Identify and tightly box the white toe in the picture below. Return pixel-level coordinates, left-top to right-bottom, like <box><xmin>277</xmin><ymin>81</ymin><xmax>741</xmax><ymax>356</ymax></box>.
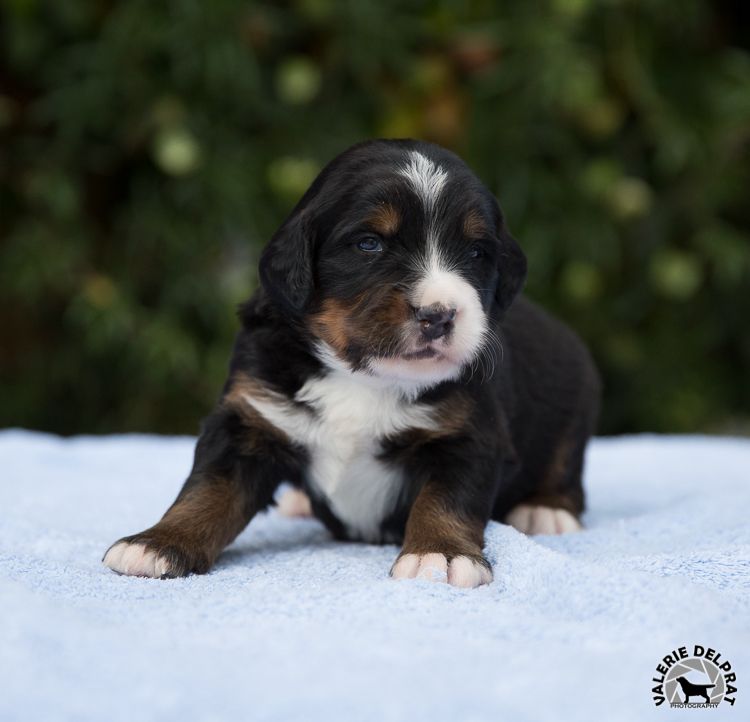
<box><xmin>554</xmin><ymin>508</ymin><xmax>582</xmax><ymax>533</ymax></box>
<box><xmin>447</xmin><ymin>556</ymin><xmax>493</xmax><ymax>588</ymax></box>
<box><xmin>530</xmin><ymin>506</ymin><xmax>556</xmax><ymax>535</ymax></box>
<box><xmin>391</xmin><ymin>552</ymin><xmax>492</xmax><ymax>588</ymax></box>
<box><xmin>276</xmin><ymin>489</ymin><xmax>312</xmax><ymax>517</ymax></box>
<box><xmin>391</xmin><ymin>553</ymin><xmax>420</xmax><ymax>579</ymax></box>
<box><xmin>505</xmin><ymin>504</ymin><xmax>582</xmax><ymax>535</ymax></box>
<box><xmin>506</xmin><ymin>505</ymin><xmax>531</xmax><ymax>532</ymax></box>
<box><xmin>416</xmin><ymin>553</ymin><xmax>448</xmax><ymax>582</ymax></box>
<box><xmin>103</xmin><ymin>541</ymin><xmax>169</xmax><ymax>578</ymax></box>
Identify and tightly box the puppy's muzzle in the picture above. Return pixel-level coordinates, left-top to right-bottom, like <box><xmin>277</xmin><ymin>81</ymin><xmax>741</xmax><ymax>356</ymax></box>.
<box><xmin>415</xmin><ymin>304</ymin><xmax>457</xmax><ymax>341</ymax></box>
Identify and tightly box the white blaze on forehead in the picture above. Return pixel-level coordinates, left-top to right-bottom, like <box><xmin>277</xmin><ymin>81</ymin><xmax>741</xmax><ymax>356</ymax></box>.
<box><xmin>398</xmin><ymin>150</ymin><xmax>448</xmax><ymax>215</ymax></box>
<box><xmin>398</xmin><ymin>150</ymin><xmax>482</xmax><ymax>332</ymax></box>
<box><xmin>391</xmin><ymin>152</ymin><xmax>489</xmax><ymax>389</ymax></box>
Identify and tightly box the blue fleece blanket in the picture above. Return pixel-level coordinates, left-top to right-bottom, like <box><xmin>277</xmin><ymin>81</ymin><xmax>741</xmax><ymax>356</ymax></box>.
<box><xmin>0</xmin><ymin>430</ymin><xmax>747</xmax><ymax>721</ymax></box>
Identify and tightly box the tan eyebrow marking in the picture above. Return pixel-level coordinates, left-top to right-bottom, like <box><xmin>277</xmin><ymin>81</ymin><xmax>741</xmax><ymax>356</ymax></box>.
<box><xmin>463</xmin><ymin>209</ymin><xmax>488</xmax><ymax>238</ymax></box>
<box><xmin>367</xmin><ymin>203</ymin><xmax>401</xmax><ymax>236</ymax></box>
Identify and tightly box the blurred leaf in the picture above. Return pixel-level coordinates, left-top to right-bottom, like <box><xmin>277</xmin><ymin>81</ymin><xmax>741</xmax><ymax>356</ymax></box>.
<box><xmin>649</xmin><ymin>250</ymin><xmax>704</xmax><ymax>300</ymax></box>
<box><xmin>267</xmin><ymin>156</ymin><xmax>320</xmax><ymax>202</ymax></box>
<box><xmin>559</xmin><ymin>260</ymin><xmax>603</xmax><ymax>304</ymax></box>
<box><xmin>152</xmin><ymin>127</ymin><xmax>202</xmax><ymax>176</ymax></box>
<box><xmin>607</xmin><ymin>177</ymin><xmax>653</xmax><ymax>220</ymax></box>
<box><xmin>275</xmin><ymin>56</ymin><xmax>322</xmax><ymax>105</ymax></box>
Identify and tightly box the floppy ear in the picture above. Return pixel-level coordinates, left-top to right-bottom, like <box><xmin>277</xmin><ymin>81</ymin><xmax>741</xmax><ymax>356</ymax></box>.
<box><xmin>495</xmin><ymin>229</ymin><xmax>527</xmax><ymax>312</ymax></box>
<box><xmin>259</xmin><ymin>213</ymin><xmax>314</xmax><ymax>314</ymax></box>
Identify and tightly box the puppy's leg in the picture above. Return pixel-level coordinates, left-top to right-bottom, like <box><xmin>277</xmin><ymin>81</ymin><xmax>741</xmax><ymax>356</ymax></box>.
<box><xmin>506</xmin><ymin>418</ymin><xmax>591</xmax><ymax>536</ymax></box>
<box><xmin>390</xmin><ymin>486</ymin><xmax>492</xmax><ymax>589</ymax></box>
<box><xmin>103</xmin><ymin>472</ymin><xmax>265</xmax><ymax>578</ymax></box>
<box><xmin>103</xmin><ymin>404</ymin><xmax>299</xmax><ymax>578</ymax></box>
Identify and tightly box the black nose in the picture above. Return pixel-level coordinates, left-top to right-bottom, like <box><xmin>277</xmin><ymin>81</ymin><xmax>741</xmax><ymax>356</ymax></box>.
<box><xmin>416</xmin><ymin>305</ymin><xmax>457</xmax><ymax>340</ymax></box>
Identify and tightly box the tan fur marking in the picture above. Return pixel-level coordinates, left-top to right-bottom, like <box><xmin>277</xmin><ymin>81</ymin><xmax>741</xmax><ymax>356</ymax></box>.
<box><xmin>224</xmin><ymin>373</ymin><xmax>283</xmax><ymax>413</ymax></box>
<box><xmin>429</xmin><ymin>395</ymin><xmax>473</xmax><ymax>438</ymax></box>
<box><xmin>396</xmin><ymin>394</ymin><xmax>473</xmax><ymax>445</ymax></box>
<box><xmin>159</xmin><ymin>478</ymin><xmax>248</xmax><ymax>560</ymax></box>
<box><xmin>223</xmin><ymin>373</ymin><xmax>292</xmax><ymax>449</ymax></box>
<box><xmin>309</xmin><ymin>299</ymin><xmax>352</xmax><ymax>355</ymax></box>
<box><xmin>399</xmin><ymin>487</ymin><xmax>485</xmax><ymax>561</ymax></box>
<box><xmin>512</xmin><ymin>352</ymin><xmax>599</xmax><ymax>524</ymax></box>
<box><xmin>309</xmin><ymin>290</ymin><xmax>411</xmax><ymax>359</ymax></box>
<box><xmin>367</xmin><ymin>203</ymin><xmax>401</xmax><ymax>236</ymax></box>
<box><xmin>542</xmin><ymin>435</ymin><xmax>574</xmax><ymax>491</ymax></box>
<box><xmin>526</xmin><ymin>433</ymin><xmax>582</xmax><ymax>516</ymax></box>
<box><xmin>364</xmin><ymin>290</ymin><xmax>411</xmax><ymax>348</ymax></box>
<box><xmin>463</xmin><ymin>208</ymin><xmax>488</xmax><ymax>238</ymax></box>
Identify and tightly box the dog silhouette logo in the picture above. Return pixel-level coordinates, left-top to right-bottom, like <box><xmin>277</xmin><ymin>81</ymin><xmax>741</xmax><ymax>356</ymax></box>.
<box><xmin>652</xmin><ymin>645</ymin><xmax>738</xmax><ymax>708</ymax></box>
<box><xmin>674</xmin><ymin>675</ymin><xmax>715</xmax><ymax>704</ymax></box>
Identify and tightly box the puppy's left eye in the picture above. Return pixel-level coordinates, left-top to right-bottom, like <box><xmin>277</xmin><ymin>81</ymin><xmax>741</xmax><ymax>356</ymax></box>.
<box><xmin>357</xmin><ymin>236</ymin><xmax>383</xmax><ymax>253</ymax></box>
<box><xmin>468</xmin><ymin>245</ymin><xmax>485</xmax><ymax>260</ymax></box>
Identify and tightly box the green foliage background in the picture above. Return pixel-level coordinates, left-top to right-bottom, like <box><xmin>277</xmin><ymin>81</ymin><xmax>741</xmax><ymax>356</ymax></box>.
<box><xmin>2</xmin><ymin>0</ymin><xmax>749</xmax><ymax>436</ymax></box>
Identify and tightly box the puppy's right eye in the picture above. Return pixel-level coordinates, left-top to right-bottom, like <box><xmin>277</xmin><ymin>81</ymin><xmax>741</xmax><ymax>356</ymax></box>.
<box><xmin>357</xmin><ymin>236</ymin><xmax>383</xmax><ymax>253</ymax></box>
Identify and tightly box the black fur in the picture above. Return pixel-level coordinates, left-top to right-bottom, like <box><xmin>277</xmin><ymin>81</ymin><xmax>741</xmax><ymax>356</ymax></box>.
<box><xmin>675</xmin><ymin>677</ymin><xmax>715</xmax><ymax>704</ymax></box>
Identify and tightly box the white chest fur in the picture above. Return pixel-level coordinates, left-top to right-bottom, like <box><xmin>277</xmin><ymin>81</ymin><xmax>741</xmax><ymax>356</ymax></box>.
<box><xmin>240</xmin><ymin>372</ymin><xmax>437</xmax><ymax>541</ymax></box>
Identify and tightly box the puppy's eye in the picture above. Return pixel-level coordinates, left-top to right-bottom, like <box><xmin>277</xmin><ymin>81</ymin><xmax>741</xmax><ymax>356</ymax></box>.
<box><xmin>357</xmin><ymin>235</ymin><xmax>383</xmax><ymax>253</ymax></box>
<box><xmin>468</xmin><ymin>245</ymin><xmax>485</xmax><ymax>260</ymax></box>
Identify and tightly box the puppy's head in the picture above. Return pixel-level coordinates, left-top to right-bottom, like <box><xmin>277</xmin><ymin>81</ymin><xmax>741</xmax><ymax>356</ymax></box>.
<box><xmin>260</xmin><ymin>139</ymin><xmax>526</xmax><ymax>390</ymax></box>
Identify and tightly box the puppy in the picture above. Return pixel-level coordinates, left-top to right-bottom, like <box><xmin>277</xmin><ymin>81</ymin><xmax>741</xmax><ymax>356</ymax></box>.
<box><xmin>103</xmin><ymin>139</ymin><xmax>600</xmax><ymax>588</ymax></box>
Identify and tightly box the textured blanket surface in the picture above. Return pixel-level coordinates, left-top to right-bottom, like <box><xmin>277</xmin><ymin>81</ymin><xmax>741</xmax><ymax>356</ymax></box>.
<box><xmin>0</xmin><ymin>430</ymin><xmax>748</xmax><ymax>721</ymax></box>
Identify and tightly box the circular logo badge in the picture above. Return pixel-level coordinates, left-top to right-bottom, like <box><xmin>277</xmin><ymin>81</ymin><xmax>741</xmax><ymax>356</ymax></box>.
<box><xmin>664</xmin><ymin>657</ymin><xmax>725</xmax><ymax>706</ymax></box>
<box><xmin>652</xmin><ymin>645</ymin><xmax>738</xmax><ymax>709</ymax></box>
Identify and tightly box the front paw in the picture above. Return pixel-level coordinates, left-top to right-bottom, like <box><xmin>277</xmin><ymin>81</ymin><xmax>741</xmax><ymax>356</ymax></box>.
<box><xmin>390</xmin><ymin>552</ymin><xmax>492</xmax><ymax>588</ymax></box>
<box><xmin>102</xmin><ymin>530</ymin><xmax>211</xmax><ymax>578</ymax></box>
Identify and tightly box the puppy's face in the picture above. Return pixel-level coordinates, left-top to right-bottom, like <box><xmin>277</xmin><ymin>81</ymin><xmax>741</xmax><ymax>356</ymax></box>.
<box><xmin>260</xmin><ymin>140</ymin><xmax>526</xmax><ymax>390</ymax></box>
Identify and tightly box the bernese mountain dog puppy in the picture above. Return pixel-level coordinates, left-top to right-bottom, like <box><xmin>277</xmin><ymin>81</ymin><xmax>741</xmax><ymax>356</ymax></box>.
<box><xmin>103</xmin><ymin>139</ymin><xmax>600</xmax><ymax>588</ymax></box>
